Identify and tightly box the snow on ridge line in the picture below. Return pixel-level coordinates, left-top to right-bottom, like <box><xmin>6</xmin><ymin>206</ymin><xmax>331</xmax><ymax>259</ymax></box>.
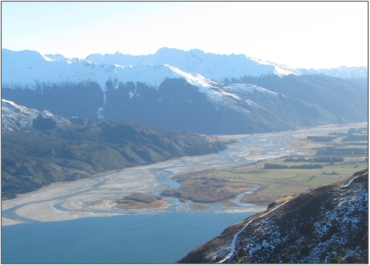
<box><xmin>2</xmin><ymin>49</ymin><xmax>284</xmax><ymax>105</ymax></box>
<box><xmin>3</xmin><ymin>49</ymin><xmax>233</xmax><ymax>106</ymax></box>
<box><xmin>3</xmin><ymin>48</ymin><xmax>305</xmax><ymax>95</ymax></box>
<box><xmin>340</xmin><ymin>172</ymin><xmax>367</xmax><ymax>189</ymax></box>
<box><xmin>2</xmin><ymin>49</ymin><xmax>221</xmax><ymax>93</ymax></box>
<box><xmin>165</xmin><ymin>64</ymin><xmax>218</xmax><ymax>88</ymax></box>
<box><xmin>87</xmin><ymin>48</ymin><xmax>306</xmax><ymax>80</ymax></box>
<box><xmin>2</xmin><ymin>99</ymin><xmax>36</xmax><ymax>114</ymax></box>
<box><xmin>2</xmin><ymin>99</ymin><xmax>18</xmax><ymax>107</ymax></box>
<box><xmin>2</xmin><ymin>98</ymin><xmax>52</xmax><ymax>118</ymax></box>
<box><xmin>2</xmin><ymin>98</ymin><xmax>73</xmax><ymax>132</ymax></box>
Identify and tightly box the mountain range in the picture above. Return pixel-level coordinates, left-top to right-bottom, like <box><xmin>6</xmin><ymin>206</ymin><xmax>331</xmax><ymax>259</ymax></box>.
<box><xmin>178</xmin><ymin>169</ymin><xmax>368</xmax><ymax>263</ymax></box>
<box><xmin>2</xmin><ymin>48</ymin><xmax>367</xmax><ymax>135</ymax></box>
<box><xmin>2</xmin><ymin>48</ymin><xmax>368</xmax><ymax>264</ymax></box>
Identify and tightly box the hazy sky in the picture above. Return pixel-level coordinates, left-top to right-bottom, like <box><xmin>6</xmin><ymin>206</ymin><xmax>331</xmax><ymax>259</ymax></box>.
<box><xmin>2</xmin><ymin>2</ymin><xmax>367</xmax><ymax>69</ymax></box>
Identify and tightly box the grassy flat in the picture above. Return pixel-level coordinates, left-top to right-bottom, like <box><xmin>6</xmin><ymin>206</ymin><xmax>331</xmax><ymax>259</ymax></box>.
<box><xmin>168</xmin><ymin>124</ymin><xmax>367</xmax><ymax>207</ymax></box>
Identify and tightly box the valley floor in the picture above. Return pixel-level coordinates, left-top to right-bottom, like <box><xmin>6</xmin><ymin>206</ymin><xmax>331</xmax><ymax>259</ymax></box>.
<box><xmin>2</xmin><ymin>121</ymin><xmax>367</xmax><ymax>226</ymax></box>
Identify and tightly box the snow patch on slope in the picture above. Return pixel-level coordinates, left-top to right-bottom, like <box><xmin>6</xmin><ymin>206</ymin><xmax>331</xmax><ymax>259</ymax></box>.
<box><xmin>253</xmin><ymin>58</ymin><xmax>304</xmax><ymax>76</ymax></box>
<box><xmin>165</xmin><ymin>64</ymin><xmax>218</xmax><ymax>88</ymax></box>
<box><xmin>1</xmin><ymin>99</ymin><xmax>69</xmax><ymax>132</ymax></box>
<box><xmin>225</xmin><ymin>83</ymin><xmax>277</xmax><ymax>96</ymax></box>
<box><xmin>223</xmin><ymin>173</ymin><xmax>368</xmax><ymax>263</ymax></box>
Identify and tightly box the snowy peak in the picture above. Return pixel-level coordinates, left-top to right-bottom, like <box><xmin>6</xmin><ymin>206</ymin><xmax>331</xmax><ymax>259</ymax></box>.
<box><xmin>2</xmin><ymin>48</ymin><xmax>367</xmax><ymax>134</ymax></box>
<box><xmin>87</xmin><ymin>48</ymin><xmax>368</xmax><ymax>81</ymax></box>
<box><xmin>3</xmin><ymin>48</ymin><xmax>366</xmax><ymax>95</ymax></box>
<box><xmin>2</xmin><ymin>49</ymin><xmax>193</xmax><ymax>90</ymax></box>
<box><xmin>3</xmin><ymin>48</ymin><xmax>249</xmax><ymax>104</ymax></box>
<box><xmin>2</xmin><ymin>48</ymin><xmax>46</xmax><ymax>63</ymax></box>
<box><xmin>43</xmin><ymin>53</ymin><xmax>70</xmax><ymax>62</ymax></box>
<box><xmin>86</xmin><ymin>47</ymin><xmax>307</xmax><ymax>82</ymax></box>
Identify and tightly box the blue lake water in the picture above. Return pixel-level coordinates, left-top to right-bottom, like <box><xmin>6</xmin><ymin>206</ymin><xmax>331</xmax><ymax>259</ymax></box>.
<box><xmin>2</xmin><ymin>211</ymin><xmax>255</xmax><ymax>263</ymax></box>
<box><xmin>2</xmin><ymin>134</ymin><xmax>290</xmax><ymax>263</ymax></box>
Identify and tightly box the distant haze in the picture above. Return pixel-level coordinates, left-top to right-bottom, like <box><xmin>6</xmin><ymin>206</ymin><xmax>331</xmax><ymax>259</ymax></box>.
<box><xmin>2</xmin><ymin>2</ymin><xmax>367</xmax><ymax>69</ymax></box>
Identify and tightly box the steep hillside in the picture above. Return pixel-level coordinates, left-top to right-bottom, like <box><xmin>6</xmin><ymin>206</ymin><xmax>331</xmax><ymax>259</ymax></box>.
<box><xmin>1</xmin><ymin>100</ymin><xmax>226</xmax><ymax>199</ymax></box>
<box><xmin>178</xmin><ymin>169</ymin><xmax>368</xmax><ymax>263</ymax></box>
<box><xmin>241</xmin><ymin>74</ymin><xmax>368</xmax><ymax>124</ymax></box>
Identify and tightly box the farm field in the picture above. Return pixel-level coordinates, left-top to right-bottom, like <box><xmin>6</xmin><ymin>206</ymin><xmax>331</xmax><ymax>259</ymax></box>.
<box><xmin>185</xmin><ymin>125</ymin><xmax>368</xmax><ymax>206</ymax></box>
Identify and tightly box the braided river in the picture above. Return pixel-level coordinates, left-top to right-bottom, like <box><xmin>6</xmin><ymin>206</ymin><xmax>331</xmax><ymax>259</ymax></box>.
<box><xmin>2</xmin><ymin>122</ymin><xmax>363</xmax><ymax>263</ymax></box>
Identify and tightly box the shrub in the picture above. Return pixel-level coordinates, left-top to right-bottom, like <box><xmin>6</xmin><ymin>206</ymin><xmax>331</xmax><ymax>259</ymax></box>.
<box><xmin>32</xmin><ymin>115</ymin><xmax>57</xmax><ymax>130</ymax></box>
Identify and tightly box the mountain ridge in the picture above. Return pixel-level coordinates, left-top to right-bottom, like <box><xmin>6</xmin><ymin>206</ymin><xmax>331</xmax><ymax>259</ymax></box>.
<box><xmin>177</xmin><ymin>169</ymin><xmax>368</xmax><ymax>263</ymax></box>
<box><xmin>1</xmin><ymin>100</ymin><xmax>227</xmax><ymax>199</ymax></box>
<box><xmin>2</xmin><ymin>48</ymin><xmax>367</xmax><ymax>135</ymax></box>
<box><xmin>3</xmin><ymin>48</ymin><xmax>367</xmax><ymax>91</ymax></box>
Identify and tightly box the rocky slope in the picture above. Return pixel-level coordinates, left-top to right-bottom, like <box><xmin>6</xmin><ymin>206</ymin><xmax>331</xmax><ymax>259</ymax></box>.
<box><xmin>1</xmin><ymin>100</ymin><xmax>226</xmax><ymax>199</ymax></box>
<box><xmin>178</xmin><ymin>169</ymin><xmax>368</xmax><ymax>263</ymax></box>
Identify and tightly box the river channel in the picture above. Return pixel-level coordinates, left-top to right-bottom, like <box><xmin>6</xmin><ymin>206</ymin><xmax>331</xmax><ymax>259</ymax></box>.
<box><xmin>2</xmin><ymin>122</ymin><xmax>366</xmax><ymax>263</ymax></box>
<box><xmin>2</xmin><ymin>122</ymin><xmax>362</xmax><ymax>225</ymax></box>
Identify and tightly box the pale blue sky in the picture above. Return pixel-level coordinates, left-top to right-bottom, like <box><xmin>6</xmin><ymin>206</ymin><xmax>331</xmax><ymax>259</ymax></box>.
<box><xmin>2</xmin><ymin>2</ymin><xmax>367</xmax><ymax>68</ymax></box>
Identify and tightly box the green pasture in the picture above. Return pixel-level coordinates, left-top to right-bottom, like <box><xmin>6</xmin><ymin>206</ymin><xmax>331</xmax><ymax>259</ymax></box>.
<box><xmin>207</xmin><ymin>159</ymin><xmax>367</xmax><ymax>198</ymax></box>
<box><xmin>207</xmin><ymin>127</ymin><xmax>367</xmax><ymax>199</ymax></box>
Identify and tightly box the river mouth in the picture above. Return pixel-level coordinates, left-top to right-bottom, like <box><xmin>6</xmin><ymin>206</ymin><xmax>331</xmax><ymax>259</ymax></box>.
<box><xmin>2</xmin><ymin>122</ymin><xmax>365</xmax><ymax>225</ymax></box>
<box><xmin>157</xmin><ymin>169</ymin><xmax>263</xmax><ymax>213</ymax></box>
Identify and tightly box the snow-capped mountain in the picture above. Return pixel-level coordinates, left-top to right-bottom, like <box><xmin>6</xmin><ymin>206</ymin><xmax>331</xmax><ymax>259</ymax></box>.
<box><xmin>3</xmin><ymin>48</ymin><xmax>366</xmax><ymax>92</ymax></box>
<box><xmin>2</xmin><ymin>48</ymin><xmax>308</xmax><ymax>95</ymax></box>
<box><xmin>2</xmin><ymin>48</ymin><xmax>368</xmax><ymax>134</ymax></box>
<box><xmin>86</xmin><ymin>48</ymin><xmax>367</xmax><ymax>81</ymax></box>
<box><xmin>2</xmin><ymin>49</ymin><xmax>196</xmax><ymax>90</ymax></box>
<box><xmin>86</xmin><ymin>47</ymin><xmax>311</xmax><ymax>82</ymax></box>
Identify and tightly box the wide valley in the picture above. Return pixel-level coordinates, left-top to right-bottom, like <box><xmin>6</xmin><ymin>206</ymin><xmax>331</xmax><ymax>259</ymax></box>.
<box><xmin>2</xmin><ymin>121</ymin><xmax>367</xmax><ymax>263</ymax></box>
